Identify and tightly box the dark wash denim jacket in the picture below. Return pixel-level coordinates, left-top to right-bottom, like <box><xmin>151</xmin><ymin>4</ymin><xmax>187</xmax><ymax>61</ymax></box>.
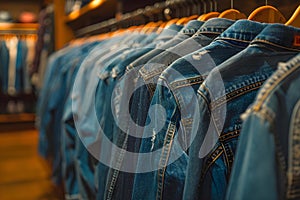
<box><xmin>37</xmin><ymin>45</ymin><xmax>84</xmax><ymax>185</ymax></box>
<box><xmin>91</xmin><ymin>25</ymin><xmax>185</xmax><ymax>200</ymax></box>
<box><xmin>133</xmin><ymin>20</ymin><xmax>267</xmax><ymax>200</ymax></box>
<box><xmin>184</xmin><ymin>24</ymin><xmax>300</xmax><ymax>200</ymax></box>
<box><xmin>102</xmin><ymin>23</ymin><xmax>205</xmax><ymax>200</ymax></box>
<box><xmin>61</xmin><ymin>43</ymin><xmax>100</xmax><ymax>200</ymax></box>
<box><xmin>100</xmin><ymin>23</ymin><xmax>185</xmax><ymax>199</ymax></box>
<box><xmin>104</xmin><ymin>18</ymin><xmax>234</xmax><ymax>200</ymax></box>
<box><xmin>68</xmin><ymin>26</ymin><xmax>179</xmax><ymax>200</ymax></box>
<box><xmin>0</xmin><ymin>40</ymin><xmax>9</xmax><ymax>94</ymax></box>
<box><xmin>226</xmin><ymin>54</ymin><xmax>300</xmax><ymax>200</ymax></box>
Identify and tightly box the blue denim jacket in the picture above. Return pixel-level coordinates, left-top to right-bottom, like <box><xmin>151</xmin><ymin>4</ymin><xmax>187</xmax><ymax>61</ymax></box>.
<box><xmin>0</xmin><ymin>40</ymin><xmax>28</xmax><ymax>95</ymax></box>
<box><xmin>69</xmin><ymin>33</ymin><xmax>150</xmax><ymax>199</ymax></box>
<box><xmin>129</xmin><ymin>18</ymin><xmax>234</xmax><ymax>200</ymax></box>
<box><xmin>133</xmin><ymin>19</ymin><xmax>266</xmax><ymax>200</ymax></box>
<box><xmin>69</xmin><ymin>37</ymin><xmax>127</xmax><ymax>200</ymax></box>
<box><xmin>226</xmin><ymin>53</ymin><xmax>300</xmax><ymax>200</ymax></box>
<box><xmin>61</xmin><ymin>41</ymin><xmax>100</xmax><ymax>199</ymax></box>
<box><xmin>37</xmin><ymin>41</ymin><xmax>98</xmax><ymax>185</ymax></box>
<box><xmin>102</xmin><ymin>22</ymin><xmax>209</xmax><ymax>200</ymax></box>
<box><xmin>16</xmin><ymin>40</ymin><xmax>28</xmax><ymax>94</ymax></box>
<box><xmin>37</xmin><ymin>45</ymin><xmax>74</xmax><ymax>178</ymax></box>
<box><xmin>0</xmin><ymin>40</ymin><xmax>9</xmax><ymax>94</ymax></box>
<box><xmin>98</xmin><ymin>21</ymin><xmax>216</xmax><ymax>199</ymax></box>
<box><xmin>129</xmin><ymin>18</ymin><xmax>235</xmax><ymax>143</ymax></box>
<box><xmin>184</xmin><ymin>24</ymin><xmax>300</xmax><ymax>200</ymax></box>
<box><xmin>71</xmin><ymin>30</ymin><xmax>175</xmax><ymax>200</ymax></box>
<box><xmin>42</xmin><ymin>48</ymin><xmax>81</xmax><ymax>184</ymax></box>
<box><xmin>92</xmin><ymin>25</ymin><xmax>185</xmax><ymax>200</ymax></box>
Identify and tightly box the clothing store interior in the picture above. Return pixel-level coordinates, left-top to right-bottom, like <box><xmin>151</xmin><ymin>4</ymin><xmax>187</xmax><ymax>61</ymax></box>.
<box><xmin>1</xmin><ymin>0</ymin><xmax>300</xmax><ymax>199</ymax></box>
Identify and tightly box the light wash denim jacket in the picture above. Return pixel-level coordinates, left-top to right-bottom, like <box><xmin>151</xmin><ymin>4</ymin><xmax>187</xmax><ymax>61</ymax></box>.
<box><xmin>226</xmin><ymin>53</ymin><xmax>300</xmax><ymax>200</ymax></box>
<box><xmin>184</xmin><ymin>24</ymin><xmax>300</xmax><ymax>200</ymax></box>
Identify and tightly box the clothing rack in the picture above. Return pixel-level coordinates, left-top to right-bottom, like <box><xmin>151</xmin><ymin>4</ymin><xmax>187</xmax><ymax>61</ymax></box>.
<box><xmin>75</xmin><ymin>0</ymin><xmax>217</xmax><ymax>37</ymax></box>
<box><xmin>0</xmin><ymin>23</ymin><xmax>38</xmax><ymax>123</ymax></box>
<box><xmin>0</xmin><ymin>23</ymin><xmax>39</xmax><ymax>35</ymax></box>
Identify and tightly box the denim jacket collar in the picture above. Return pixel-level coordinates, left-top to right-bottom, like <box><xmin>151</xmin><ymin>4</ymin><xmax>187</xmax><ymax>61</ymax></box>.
<box><xmin>179</xmin><ymin>20</ymin><xmax>204</xmax><ymax>36</ymax></box>
<box><xmin>195</xmin><ymin>18</ymin><xmax>235</xmax><ymax>36</ymax></box>
<box><xmin>251</xmin><ymin>24</ymin><xmax>300</xmax><ymax>51</ymax></box>
<box><xmin>216</xmin><ymin>20</ymin><xmax>267</xmax><ymax>44</ymax></box>
<box><xmin>155</xmin><ymin>24</ymin><xmax>184</xmax><ymax>41</ymax></box>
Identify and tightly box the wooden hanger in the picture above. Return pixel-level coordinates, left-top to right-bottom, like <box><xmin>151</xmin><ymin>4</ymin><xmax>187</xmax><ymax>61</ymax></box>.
<box><xmin>146</xmin><ymin>21</ymin><xmax>164</xmax><ymax>34</ymax></box>
<box><xmin>219</xmin><ymin>9</ymin><xmax>247</xmax><ymax>20</ymax></box>
<box><xmin>176</xmin><ymin>17</ymin><xmax>188</xmax><ymax>25</ymax></box>
<box><xmin>176</xmin><ymin>15</ymin><xmax>199</xmax><ymax>25</ymax></box>
<box><xmin>286</xmin><ymin>5</ymin><xmax>300</xmax><ymax>28</ymax></box>
<box><xmin>198</xmin><ymin>12</ymin><xmax>220</xmax><ymax>21</ymax></box>
<box><xmin>248</xmin><ymin>5</ymin><xmax>286</xmax><ymax>23</ymax></box>
<box><xmin>165</xmin><ymin>18</ymin><xmax>180</xmax><ymax>28</ymax></box>
<box><xmin>141</xmin><ymin>22</ymin><xmax>156</xmax><ymax>33</ymax></box>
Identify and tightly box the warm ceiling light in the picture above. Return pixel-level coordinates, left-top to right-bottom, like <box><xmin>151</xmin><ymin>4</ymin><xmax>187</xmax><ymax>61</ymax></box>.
<box><xmin>68</xmin><ymin>10</ymin><xmax>80</xmax><ymax>20</ymax></box>
<box><xmin>89</xmin><ymin>0</ymin><xmax>104</xmax><ymax>9</ymax></box>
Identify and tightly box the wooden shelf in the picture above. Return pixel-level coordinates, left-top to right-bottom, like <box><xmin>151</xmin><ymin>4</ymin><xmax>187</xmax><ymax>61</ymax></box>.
<box><xmin>65</xmin><ymin>0</ymin><xmax>107</xmax><ymax>23</ymax></box>
<box><xmin>0</xmin><ymin>23</ymin><xmax>39</xmax><ymax>31</ymax></box>
<box><xmin>0</xmin><ymin>113</ymin><xmax>36</xmax><ymax>123</ymax></box>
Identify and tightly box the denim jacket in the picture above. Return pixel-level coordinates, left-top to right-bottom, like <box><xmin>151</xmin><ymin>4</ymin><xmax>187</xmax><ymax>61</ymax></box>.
<box><xmin>133</xmin><ymin>20</ymin><xmax>267</xmax><ymax>200</ymax></box>
<box><xmin>94</xmin><ymin>25</ymin><xmax>186</xmax><ymax>200</ymax></box>
<box><xmin>184</xmin><ymin>24</ymin><xmax>300</xmax><ymax>200</ymax></box>
<box><xmin>37</xmin><ymin>45</ymin><xmax>78</xmax><ymax>184</ymax></box>
<box><xmin>0</xmin><ymin>40</ymin><xmax>9</xmax><ymax>94</ymax></box>
<box><xmin>70</xmin><ymin>26</ymin><xmax>182</xmax><ymax>200</ymax></box>
<box><xmin>226</xmin><ymin>53</ymin><xmax>300</xmax><ymax>200</ymax></box>
<box><xmin>103</xmin><ymin>19</ymin><xmax>229</xmax><ymax>200</ymax></box>
<box><xmin>69</xmin><ymin>33</ymin><xmax>150</xmax><ymax>200</ymax></box>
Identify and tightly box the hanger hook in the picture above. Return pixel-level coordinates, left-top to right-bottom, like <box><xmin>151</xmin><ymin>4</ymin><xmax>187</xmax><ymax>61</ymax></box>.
<box><xmin>231</xmin><ymin>0</ymin><xmax>233</xmax><ymax>9</ymax></box>
<box><xmin>209</xmin><ymin>0</ymin><xmax>213</xmax><ymax>12</ymax></box>
<box><xmin>201</xmin><ymin>0</ymin><xmax>207</xmax><ymax>14</ymax></box>
<box><xmin>265</xmin><ymin>0</ymin><xmax>268</xmax><ymax>5</ymax></box>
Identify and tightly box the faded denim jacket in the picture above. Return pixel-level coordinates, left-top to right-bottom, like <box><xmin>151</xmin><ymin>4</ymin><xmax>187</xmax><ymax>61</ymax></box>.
<box><xmin>184</xmin><ymin>24</ymin><xmax>300</xmax><ymax>200</ymax></box>
<box><xmin>133</xmin><ymin>20</ymin><xmax>267</xmax><ymax>200</ymax></box>
<box><xmin>103</xmin><ymin>21</ymin><xmax>202</xmax><ymax>199</ymax></box>
<box><xmin>103</xmin><ymin>18</ymin><xmax>232</xmax><ymax>200</ymax></box>
<box><xmin>226</xmin><ymin>53</ymin><xmax>300</xmax><ymax>200</ymax></box>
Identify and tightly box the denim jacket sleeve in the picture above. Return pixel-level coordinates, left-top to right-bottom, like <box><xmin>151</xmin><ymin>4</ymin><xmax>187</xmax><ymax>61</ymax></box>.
<box><xmin>226</xmin><ymin>54</ymin><xmax>300</xmax><ymax>200</ymax></box>
<box><xmin>225</xmin><ymin>112</ymin><xmax>278</xmax><ymax>200</ymax></box>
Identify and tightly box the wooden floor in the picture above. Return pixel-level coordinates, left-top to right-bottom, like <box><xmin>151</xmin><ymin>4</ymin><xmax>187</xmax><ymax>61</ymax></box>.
<box><xmin>0</xmin><ymin>123</ymin><xmax>63</xmax><ymax>200</ymax></box>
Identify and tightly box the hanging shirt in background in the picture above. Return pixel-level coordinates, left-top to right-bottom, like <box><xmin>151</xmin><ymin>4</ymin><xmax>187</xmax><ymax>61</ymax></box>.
<box><xmin>6</xmin><ymin>36</ymin><xmax>18</xmax><ymax>96</ymax></box>
<box><xmin>24</xmin><ymin>38</ymin><xmax>35</xmax><ymax>94</ymax></box>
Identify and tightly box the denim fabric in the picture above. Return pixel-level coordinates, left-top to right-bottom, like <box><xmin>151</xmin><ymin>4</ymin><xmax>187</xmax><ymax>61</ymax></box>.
<box><xmin>0</xmin><ymin>40</ymin><xmax>9</xmax><ymax>94</ymax></box>
<box><xmin>93</xmin><ymin>27</ymin><xmax>185</xmax><ymax>200</ymax></box>
<box><xmin>42</xmin><ymin>46</ymin><xmax>83</xmax><ymax>185</ymax></box>
<box><xmin>130</xmin><ymin>18</ymin><xmax>235</xmax><ymax>137</ymax></box>
<box><xmin>0</xmin><ymin>40</ymin><xmax>9</xmax><ymax>112</ymax></box>
<box><xmin>103</xmin><ymin>23</ymin><xmax>211</xmax><ymax>200</ymax></box>
<box><xmin>15</xmin><ymin>40</ymin><xmax>28</xmax><ymax>94</ymax></box>
<box><xmin>129</xmin><ymin>18</ymin><xmax>234</xmax><ymax>200</ymax></box>
<box><xmin>184</xmin><ymin>24</ymin><xmax>300</xmax><ymax>200</ymax></box>
<box><xmin>61</xmin><ymin>42</ymin><xmax>100</xmax><ymax>199</ymax></box>
<box><xmin>37</xmin><ymin>46</ymin><xmax>73</xmax><ymax>159</ymax></box>
<box><xmin>93</xmin><ymin>42</ymin><xmax>160</xmax><ymax>200</ymax></box>
<box><xmin>71</xmin><ymin>37</ymin><xmax>127</xmax><ymax>200</ymax></box>
<box><xmin>226</xmin><ymin>54</ymin><xmax>300</xmax><ymax>200</ymax></box>
<box><xmin>70</xmin><ymin>33</ymin><xmax>148</xmax><ymax>200</ymax></box>
<box><xmin>133</xmin><ymin>19</ymin><xmax>266</xmax><ymax>200</ymax></box>
<box><xmin>37</xmin><ymin>42</ymin><xmax>96</xmax><ymax>185</ymax></box>
<box><xmin>70</xmin><ymin>31</ymin><xmax>163</xmax><ymax>199</ymax></box>
<box><xmin>155</xmin><ymin>24</ymin><xmax>184</xmax><ymax>41</ymax></box>
<box><xmin>179</xmin><ymin>20</ymin><xmax>205</xmax><ymax>36</ymax></box>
